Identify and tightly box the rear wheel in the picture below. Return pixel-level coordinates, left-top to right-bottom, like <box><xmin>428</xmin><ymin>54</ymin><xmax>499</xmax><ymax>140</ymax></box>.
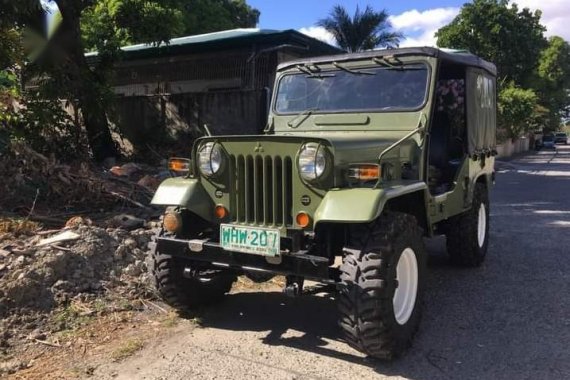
<box><xmin>338</xmin><ymin>212</ymin><xmax>426</xmax><ymax>360</ymax></box>
<box><xmin>148</xmin><ymin>231</ymin><xmax>236</xmax><ymax>313</ymax></box>
<box><xmin>446</xmin><ymin>183</ymin><xmax>490</xmax><ymax>266</ymax></box>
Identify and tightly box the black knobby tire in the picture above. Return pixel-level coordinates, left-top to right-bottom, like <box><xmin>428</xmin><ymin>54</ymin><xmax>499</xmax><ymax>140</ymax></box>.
<box><xmin>446</xmin><ymin>183</ymin><xmax>489</xmax><ymax>267</ymax></box>
<box><xmin>338</xmin><ymin>212</ymin><xmax>426</xmax><ymax>360</ymax></box>
<box><xmin>148</xmin><ymin>232</ymin><xmax>236</xmax><ymax>312</ymax></box>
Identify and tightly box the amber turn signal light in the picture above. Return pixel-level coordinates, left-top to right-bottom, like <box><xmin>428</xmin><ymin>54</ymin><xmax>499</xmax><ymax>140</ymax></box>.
<box><xmin>348</xmin><ymin>164</ymin><xmax>380</xmax><ymax>181</ymax></box>
<box><xmin>168</xmin><ymin>157</ymin><xmax>191</xmax><ymax>173</ymax></box>
<box><xmin>214</xmin><ymin>205</ymin><xmax>228</xmax><ymax>219</ymax></box>
<box><xmin>163</xmin><ymin>212</ymin><xmax>182</xmax><ymax>233</ymax></box>
<box><xmin>296</xmin><ymin>212</ymin><xmax>311</xmax><ymax>228</ymax></box>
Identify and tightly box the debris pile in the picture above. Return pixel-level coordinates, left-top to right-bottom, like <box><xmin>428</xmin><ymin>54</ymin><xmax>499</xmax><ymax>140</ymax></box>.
<box><xmin>0</xmin><ymin>142</ymin><xmax>177</xmax><ymax>372</ymax></box>
<box><xmin>0</xmin><ymin>223</ymin><xmax>158</xmax><ymax>353</ymax></box>
<box><xmin>0</xmin><ymin>141</ymin><xmax>168</xmax><ymax>217</ymax></box>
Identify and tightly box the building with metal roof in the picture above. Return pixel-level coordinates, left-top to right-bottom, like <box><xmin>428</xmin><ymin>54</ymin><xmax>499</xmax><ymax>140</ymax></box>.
<box><xmin>107</xmin><ymin>28</ymin><xmax>341</xmax><ymax>150</ymax></box>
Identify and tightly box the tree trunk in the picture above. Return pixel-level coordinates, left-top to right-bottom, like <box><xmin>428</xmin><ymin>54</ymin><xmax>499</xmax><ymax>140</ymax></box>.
<box><xmin>54</xmin><ymin>0</ymin><xmax>118</xmax><ymax>161</ymax></box>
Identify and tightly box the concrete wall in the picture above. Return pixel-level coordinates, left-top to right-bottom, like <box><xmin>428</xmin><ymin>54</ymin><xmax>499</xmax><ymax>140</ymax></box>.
<box><xmin>496</xmin><ymin>137</ymin><xmax>530</xmax><ymax>158</ymax></box>
<box><xmin>110</xmin><ymin>89</ymin><xmax>267</xmax><ymax>153</ymax></box>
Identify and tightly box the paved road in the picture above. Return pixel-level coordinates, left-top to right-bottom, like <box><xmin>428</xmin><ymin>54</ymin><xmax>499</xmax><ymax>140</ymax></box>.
<box><xmin>97</xmin><ymin>146</ymin><xmax>570</xmax><ymax>380</ymax></box>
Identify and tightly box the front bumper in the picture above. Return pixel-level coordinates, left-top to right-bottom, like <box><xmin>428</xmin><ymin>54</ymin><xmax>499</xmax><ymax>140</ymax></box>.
<box><xmin>156</xmin><ymin>237</ymin><xmax>336</xmax><ymax>283</ymax></box>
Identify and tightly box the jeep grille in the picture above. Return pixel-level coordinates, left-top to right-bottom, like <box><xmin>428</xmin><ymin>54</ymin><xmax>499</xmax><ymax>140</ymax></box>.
<box><xmin>230</xmin><ymin>155</ymin><xmax>293</xmax><ymax>226</ymax></box>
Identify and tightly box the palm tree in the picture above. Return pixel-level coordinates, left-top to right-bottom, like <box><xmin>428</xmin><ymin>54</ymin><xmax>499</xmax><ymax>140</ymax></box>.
<box><xmin>317</xmin><ymin>5</ymin><xmax>402</xmax><ymax>52</ymax></box>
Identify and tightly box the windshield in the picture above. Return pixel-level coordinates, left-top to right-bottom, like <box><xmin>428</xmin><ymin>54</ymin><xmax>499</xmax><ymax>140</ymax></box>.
<box><xmin>555</xmin><ymin>133</ymin><xmax>567</xmax><ymax>137</ymax></box>
<box><xmin>274</xmin><ymin>64</ymin><xmax>429</xmax><ymax>114</ymax></box>
<box><xmin>543</xmin><ymin>136</ymin><xmax>554</xmax><ymax>142</ymax></box>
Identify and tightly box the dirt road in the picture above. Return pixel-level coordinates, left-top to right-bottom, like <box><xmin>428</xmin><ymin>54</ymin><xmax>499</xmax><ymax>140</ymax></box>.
<box><xmin>93</xmin><ymin>147</ymin><xmax>570</xmax><ymax>380</ymax></box>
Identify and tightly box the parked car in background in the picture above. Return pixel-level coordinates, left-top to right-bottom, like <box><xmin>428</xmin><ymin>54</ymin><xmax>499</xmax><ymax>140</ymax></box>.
<box><xmin>542</xmin><ymin>135</ymin><xmax>556</xmax><ymax>150</ymax></box>
<box><xmin>554</xmin><ymin>132</ymin><xmax>568</xmax><ymax>144</ymax></box>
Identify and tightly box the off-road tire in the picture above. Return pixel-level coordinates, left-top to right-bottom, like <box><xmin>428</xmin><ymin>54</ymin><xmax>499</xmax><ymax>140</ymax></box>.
<box><xmin>338</xmin><ymin>212</ymin><xmax>426</xmax><ymax>360</ymax></box>
<box><xmin>148</xmin><ymin>232</ymin><xmax>236</xmax><ymax>313</ymax></box>
<box><xmin>446</xmin><ymin>183</ymin><xmax>489</xmax><ymax>267</ymax></box>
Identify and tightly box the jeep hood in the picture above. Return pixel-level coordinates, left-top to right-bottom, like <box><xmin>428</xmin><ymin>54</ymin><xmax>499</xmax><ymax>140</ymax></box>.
<box><xmin>199</xmin><ymin>131</ymin><xmax>412</xmax><ymax>165</ymax></box>
<box><xmin>274</xmin><ymin>131</ymin><xmax>403</xmax><ymax>164</ymax></box>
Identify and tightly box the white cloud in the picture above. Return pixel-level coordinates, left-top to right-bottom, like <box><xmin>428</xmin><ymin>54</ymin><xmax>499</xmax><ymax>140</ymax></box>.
<box><xmin>299</xmin><ymin>2</ymin><xmax>570</xmax><ymax>50</ymax></box>
<box><xmin>512</xmin><ymin>0</ymin><xmax>570</xmax><ymax>41</ymax></box>
<box><xmin>389</xmin><ymin>7</ymin><xmax>459</xmax><ymax>48</ymax></box>
<box><xmin>298</xmin><ymin>26</ymin><xmax>336</xmax><ymax>46</ymax></box>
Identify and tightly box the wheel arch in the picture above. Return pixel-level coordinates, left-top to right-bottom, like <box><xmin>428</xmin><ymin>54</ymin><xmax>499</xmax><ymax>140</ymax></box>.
<box><xmin>469</xmin><ymin>171</ymin><xmax>492</xmax><ymax>206</ymax></box>
<box><xmin>383</xmin><ymin>190</ymin><xmax>430</xmax><ymax>233</ymax></box>
<box><xmin>475</xmin><ymin>172</ymin><xmax>491</xmax><ymax>188</ymax></box>
<box><xmin>313</xmin><ymin>182</ymin><xmax>429</xmax><ymax>227</ymax></box>
<box><xmin>151</xmin><ymin>177</ymin><xmax>215</xmax><ymax>222</ymax></box>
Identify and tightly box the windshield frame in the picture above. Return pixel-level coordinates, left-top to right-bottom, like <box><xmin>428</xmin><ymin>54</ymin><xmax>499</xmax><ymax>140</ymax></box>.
<box><xmin>272</xmin><ymin>60</ymin><xmax>432</xmax><ymax>116</ymax></box>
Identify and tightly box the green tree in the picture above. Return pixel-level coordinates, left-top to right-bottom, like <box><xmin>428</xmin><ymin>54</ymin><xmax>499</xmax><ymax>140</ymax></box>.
<box><xmin>81</xmin><ymin>0</ymin><xmax>185</xmax><ymax>55</ymax></box>
<box><xmin>317</xmin><ymin>4</ymin><xmax>402</xmax><ymax>52</ymax></box>
<box><xmin>81</xmin><ymin>0</ymin><xmax>260</xmax><ymax>52</ymax></box>
<box><xmin>0</xmin><ymin>28</ymin><xmax>22</xmax><ymax>70</ymax></box>
<box><xmin>178</xmin><ymin>0</ymin><xmax>259</xmax><ymax>37</ymax></box>
<box><xmin>534</xmin><ymin>36</ymin><xmax>570</xmax><ymax>129</ymax></box>
<box><xmin>436</xmin><ymin>0</ymin><xmax>546</xmax><ymax>87</ymax></box>
<box><xmin>498</xmin><ymin>84</ymin><xmax>539</xmax><ymax>139</ymax></box>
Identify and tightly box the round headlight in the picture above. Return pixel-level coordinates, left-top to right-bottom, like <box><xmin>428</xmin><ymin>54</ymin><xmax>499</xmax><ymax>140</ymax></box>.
<box><xmin>198</xmin><ymin>142</ymin><xmax>223</xmax><ymax>176</ymax></box>
<box><xmin>298</xmin><ymin>144</ymin><xmax>327</xmax><ymax>181</ymax></box>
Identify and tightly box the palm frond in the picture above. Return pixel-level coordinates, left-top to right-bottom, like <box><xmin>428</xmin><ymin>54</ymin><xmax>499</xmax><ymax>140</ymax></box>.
<box><xmin>316</xmin><ymin>4</ymin><xmax>403</xmax><ymax>52</ymax></box>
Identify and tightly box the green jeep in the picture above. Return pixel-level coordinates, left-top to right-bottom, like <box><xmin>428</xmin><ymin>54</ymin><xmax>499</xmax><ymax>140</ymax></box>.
<box><xmin>148</xmin><ymin>47</ymin><xmax>497</xmax><ymax>359</ymax></box>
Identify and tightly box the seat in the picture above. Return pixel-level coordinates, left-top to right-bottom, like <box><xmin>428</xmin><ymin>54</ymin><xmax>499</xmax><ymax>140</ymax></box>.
<box><xmin>429</xmin><ymin>112</ymin><xmax>450</xmax><ymax>170</ymax></box>
<box><xmin>428</xmin><ymin>112</ymin><xmax>452</xmax><ymax>194</ymax></box>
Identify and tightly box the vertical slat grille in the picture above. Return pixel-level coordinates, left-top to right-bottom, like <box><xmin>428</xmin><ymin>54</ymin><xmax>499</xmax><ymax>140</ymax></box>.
<box><xmin>231</xmin><ymin>154</ymin><xmax>292</xmax><ymax>226</ymax></box>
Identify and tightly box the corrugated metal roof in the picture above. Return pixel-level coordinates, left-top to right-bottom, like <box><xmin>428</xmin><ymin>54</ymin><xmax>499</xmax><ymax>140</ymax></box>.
<box><xmin>86</xmin><ymin>28</ymin><xmax>339</xmax><ymax>58</ymax></box>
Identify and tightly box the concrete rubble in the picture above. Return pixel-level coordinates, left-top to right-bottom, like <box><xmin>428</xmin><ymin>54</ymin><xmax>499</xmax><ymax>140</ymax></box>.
<box><xmin>0</xmin><ymin>222</ymin><xmax>160</xmax><ymax>370</ymax></box>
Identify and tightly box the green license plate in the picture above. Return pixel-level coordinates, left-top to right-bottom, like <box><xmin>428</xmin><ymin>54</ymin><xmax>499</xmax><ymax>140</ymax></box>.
<box><xmin>220</xmin><ymin>224</ymin><xmax>280</xmax><ymax>257</ymax></box>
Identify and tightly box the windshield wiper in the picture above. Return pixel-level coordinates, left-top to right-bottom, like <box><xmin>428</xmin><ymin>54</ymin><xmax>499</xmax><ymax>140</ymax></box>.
<box><xmin>287</xmin><ymin>108</ymin><xmax>318</xmax><ymax>129</ymax></box>
<box><xmin>333</xmin><ymin>62</ymin><xmax>375</xmax><ymax>75</ymax></box>
<box><xmin>372</xmin><ymin>56</ymin><xmax>404</xmax><ymax>70</ymax></box>
<box><xmin>296</xmin><ymin>64</ymin><xmax>335</xmax><ymax>79</ymax></box>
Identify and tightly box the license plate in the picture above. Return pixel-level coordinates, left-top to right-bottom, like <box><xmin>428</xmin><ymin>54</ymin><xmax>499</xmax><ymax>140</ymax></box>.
<box><xmin>220</xmin><ymin>224</ymin><xmax>280</xmax><ymax>257</ymax></box>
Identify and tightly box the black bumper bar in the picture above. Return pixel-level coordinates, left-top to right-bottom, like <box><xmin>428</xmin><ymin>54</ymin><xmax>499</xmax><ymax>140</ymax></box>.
<box><xmin>156</xmin><ymin>237</ymin><xmax>335</xmax><ymax>282</ymax></box>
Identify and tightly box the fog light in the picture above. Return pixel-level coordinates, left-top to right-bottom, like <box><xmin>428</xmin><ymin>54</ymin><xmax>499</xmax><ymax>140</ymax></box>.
<box><xmin>296</xmin><ymin>212</ymin><xmax>311</xmax><ymax>228</ymax></box>
<box><xmin>163</xmin><ymin>212</ymin><xmax>181</xmax><ymax>233</ymax></box>
<box><xmin>214</xmin><ymin>205</ymin><xmax>228</xmax><ymax>219</ymax></box>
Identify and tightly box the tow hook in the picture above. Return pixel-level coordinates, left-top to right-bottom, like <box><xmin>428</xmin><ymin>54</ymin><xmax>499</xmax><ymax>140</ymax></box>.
<box><xmin>283</xmin><ymin>276</ymin><xmax>304</xmax><ymax>297</ymax></box>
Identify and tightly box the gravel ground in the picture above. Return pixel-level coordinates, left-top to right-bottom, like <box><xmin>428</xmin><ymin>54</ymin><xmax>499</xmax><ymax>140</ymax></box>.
<box><xmin>94</xmin><ymin>146</ymin><xmax>570</xmax><ymax>380</ymax></box>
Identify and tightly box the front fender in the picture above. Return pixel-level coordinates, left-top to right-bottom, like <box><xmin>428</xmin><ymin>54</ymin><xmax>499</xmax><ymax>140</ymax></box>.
<box><xmin>151</xmin><ymin>177</ymin><xmax>214</xmax><ymax>221</ymax></box>
<box><xmin>314</xmin><ymin>182</ymin><xmax>427</xmax><ymax>224</ymax></box>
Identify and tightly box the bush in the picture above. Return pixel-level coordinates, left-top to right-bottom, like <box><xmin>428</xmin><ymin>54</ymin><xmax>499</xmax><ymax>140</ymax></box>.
<box><xmin>1</xmin><ymin>73</ymin><xmax>89</xmax><ymax>160</ymax></box>
<box><xmin>498</xmin><ymin>84</ymin><xmax>539</xmax><ymax>140</ymax></box>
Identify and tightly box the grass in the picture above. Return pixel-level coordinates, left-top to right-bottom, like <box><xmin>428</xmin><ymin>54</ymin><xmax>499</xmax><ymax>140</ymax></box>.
<box><xmin>161</xmin><ymin>311</ymin><xmax>180</xmax><ymax>328</ymax></box>
<box><xmin>52</xmin><ymin>303</ymin><xmax>93</xmax><ymax>332</ymax></box>
<box><xmin>110</xmin><ymin>339</ymin><xmax>144</xmax><ymax>361</ymax></box>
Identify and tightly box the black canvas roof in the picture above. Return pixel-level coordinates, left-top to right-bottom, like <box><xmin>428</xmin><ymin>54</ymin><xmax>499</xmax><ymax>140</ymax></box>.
<box><xmin>279</xmin><ymin>47</ymin><xmax>497</xmax><ymax>76</ymax></box>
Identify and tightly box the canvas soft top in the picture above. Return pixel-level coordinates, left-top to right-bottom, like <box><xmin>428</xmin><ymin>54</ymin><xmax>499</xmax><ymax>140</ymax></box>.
<box><xmin>278</xmin><ymin>47</ymin><xmax>497</xmax><ymax>77</ymax></box>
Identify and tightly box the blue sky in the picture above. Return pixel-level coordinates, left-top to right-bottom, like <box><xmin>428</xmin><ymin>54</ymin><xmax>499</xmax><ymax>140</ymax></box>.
<box><xmin>247</xmin><ymin>0</ymin><xmax>569</xmax><ymax>46</ymax></box>
<box><xmin>248</xmin><ymin>0</ymin><xmax>461</xmax><ymax>30</ymax></box>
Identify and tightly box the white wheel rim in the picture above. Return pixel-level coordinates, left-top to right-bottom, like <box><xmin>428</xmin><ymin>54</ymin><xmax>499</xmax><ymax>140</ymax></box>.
<box><xmin>393</xmin><ymin>248</ymin><xmax>419</xmax><ymax>325</ymax></box>
<box><xmin>477</xmin><ymin>204</ymin><xmax>487</xmax><ymax>248</ymax></box>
